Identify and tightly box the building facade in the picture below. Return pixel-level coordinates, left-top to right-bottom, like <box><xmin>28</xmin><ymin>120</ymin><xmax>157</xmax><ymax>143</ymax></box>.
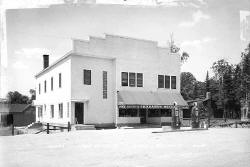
<box><xmin>34</xmin><ymin>34</ymin><xmax>188</xmax><ymax>127</ymax></box>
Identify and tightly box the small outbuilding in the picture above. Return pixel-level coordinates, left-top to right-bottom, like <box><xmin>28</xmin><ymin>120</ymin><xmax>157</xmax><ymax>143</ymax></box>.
<box><xmin>0</xmin><ymin>104</ymin><xmax>35</xmax><ymax>127</ymax></box>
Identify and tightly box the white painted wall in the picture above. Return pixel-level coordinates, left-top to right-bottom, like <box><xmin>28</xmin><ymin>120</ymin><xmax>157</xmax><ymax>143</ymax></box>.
<box><xmin>117</xmin><ymin>117</ymin><xmax>140</xmax><ymax>124</ymax></box>
<box><xmin>73</xmin><ymin>34</ymin><xmax>181</xmax><ymax>93</ymax></box>
<box><xmin>35</xmin><ymin>34</ymin><xmax>182</xmax><ymax>126</ymax></box>
<box><xmin>71</xmin><ymin>54</ymin><xmax>115</xmax><ymax>125</ymax></box>
<box><xmin>34</xmin><ymin>57</ymin><xmax>71</xmax><ymax>124</ymax></box>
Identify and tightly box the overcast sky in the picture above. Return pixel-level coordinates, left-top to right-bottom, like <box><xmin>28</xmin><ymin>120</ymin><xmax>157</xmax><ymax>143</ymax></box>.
<box><xmin>2</xmin><ymin>0</ymin><xmax>250</xmax><ymax>95</ymax></box>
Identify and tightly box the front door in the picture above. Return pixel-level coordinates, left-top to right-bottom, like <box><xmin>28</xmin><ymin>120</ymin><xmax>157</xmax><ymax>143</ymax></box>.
<box><xmin>75</xmin><ymin>102</ymin><xmax>84</xmax><ymax>124</ymax></box>
<box><xmin>140</xmin><ymin>109</ymin><xmax>147</xmax><ymax>124</ymax></box>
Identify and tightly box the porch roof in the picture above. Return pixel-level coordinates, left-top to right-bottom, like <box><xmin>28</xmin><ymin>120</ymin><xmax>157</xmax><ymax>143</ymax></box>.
<box><xmin>117</xmin><ymin>91</ymin><xmax>188</xmax><ymax>108</ymax></box>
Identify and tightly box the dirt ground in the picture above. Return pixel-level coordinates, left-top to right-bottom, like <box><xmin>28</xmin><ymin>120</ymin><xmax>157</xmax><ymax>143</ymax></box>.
<box><xmin>0</xmin><ymin>128</ymin><xmax>250</xmax><ymax>167</ymax></box>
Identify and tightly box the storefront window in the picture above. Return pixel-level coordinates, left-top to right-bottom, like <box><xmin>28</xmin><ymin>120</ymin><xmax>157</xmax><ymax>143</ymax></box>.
<box><xmin>148</xmin><ymin>109</ymin><xmax>160</xmax><ymax>117</ymax></box>
<box><xmin>119</xmin><ymin>108</ymin><xmax>138</xmax><ymax>117</ymax></box>
<box><xmin>160</xmin><ymin>109</ymin><xmax>171</xmax><ymax>117</ymax></box>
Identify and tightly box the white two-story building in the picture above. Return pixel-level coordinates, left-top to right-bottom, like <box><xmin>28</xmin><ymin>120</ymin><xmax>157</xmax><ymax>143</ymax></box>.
<box><xmin>34</xmin><ymin>34</ymin><xmax>188</xmax><ymax>128</ymax></box>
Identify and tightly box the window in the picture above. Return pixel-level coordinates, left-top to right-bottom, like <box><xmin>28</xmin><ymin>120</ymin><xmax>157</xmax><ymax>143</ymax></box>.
<box><xmin>160</xmin><ymin>109</ymin><xmax>171</xmax><ymax>117</ymax></box>
<box><xmin>103</xmin><ymin>71</ymin><xmax>107</xmax><ymax>99</ymax></box>
<box><xmin>50</xmin><ymin>105</ymin><xmax>54</xmax><ymax>118</ymax></box>
<box><xmin>121</xmin><ymin>72</ymin><xmax>128</xmax><ymax>86</ymax></box>
<box><xmin>148</xmin><ymin>109</ymin><xmax>160</xmax><ymax>117</ymax></box>
<box><xmin>158</xmin><ymin>75</ymin><xmax>164</xmax><ymax>88</ymax></box>
<box><xmin>171</xmin><ymin>76</ymin><xmax>176</xmax><ymax>89</ymax></box>
<box><xmin>44</xmin><ymin>80</ymin><xmax>47</xmax><ymax>93</ymax></box>
<box><xmin>59</xmin><ymin>73</ymin><xmax>62</xmax><ymax>88</ymax></box>
<box><xmin>39</xmin><ymin>83</ymin><xmax>41</xmax><ymax>94</ymax></box>
<box><xmin>129</xmin><ymin>72</ymin><xmax>136</xmax><ymax>87</ymax></box>
<box><xmin>67</xmin><ymin>102</ymin><xmax>70</xmax><ymax>118</ymax></box>
<box><xmin>59</xmin><ymin>103</ymin><xmax>63</xmax><ymax>118</ymax></box>
<box><xmin>51</xmin><ymin>77</ymin><xmax>53</xmax><ymax>91</ymax></box>
<box><xmin>119</xmin><ymin>109</ymin><xmax>138</xmax><ymax>117</ymax></box>
<box><xmin>38</xmin><ymin>106</ymin><xmax>43</xmax><ymax>118</ymax></box>
<box><xmin>165</xmin><ymin>75</ymin><xmax>170</xmax><ymax>89</ymax></box>
<box><xmin>83</xmin><ymin>69</ymin><xmax>91</xmax><ymax>85</ymax></box>
<box><xmin>137</xmin><ymin>73</ymin><xmax>143</xmax><ymax>87</ymax></box>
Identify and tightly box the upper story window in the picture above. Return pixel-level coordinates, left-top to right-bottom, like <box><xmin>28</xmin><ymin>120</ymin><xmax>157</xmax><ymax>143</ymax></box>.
<box><xmin>50</xmin><ymin>105</ymin><xmax>54</xmax><ymax>118</ymax></box>
<box><xmin>171</xmin><ymin>76</ymin><xmax>177</xmax><ymax>89</ymax></box>
<box><xmin>129</xmin><ymin>73</ymin><xmax>136</xmax><ymax>87</ymax></box>
<box><xmin>158</xmin><ymin>75</ymin><xmax>176</xmax><ymax>89</ymax></box>
<box><xmin>158</xmin><ymin>75</ymin><xmax>164</xmax><ymax>88</ymax></box>
<box><xmin>122</xmin><ymin>72</ymin><xmax>143</xmax><ymax>87</ymax></box>
<box><xmin>58</xmin><ymin>103</ymin><xmax>63</xmax><ymax>118</ymax></box>
<box><xmin>38</xmin><ymin>106</ymin><xmax>43</xmax><ymax>118</ymax></box>
<box><xmin>59</xmin><ymin>73</ymin><xmax>62</xmax><ymax>88</ymax></box>
<box><xmin>165</xmin><ymin>75</ymin><xmax>170</xmax><ymax>89</ymax></box>
<box><xmin>137</xmin><ymin>73</ymin><xmax>143</xmax><ymax>87</ymax></box>
<box><xmin>39</xmin><ymin>83</ymin><xmax>41</xmax><ymax>94</ymax></box>
<box><xmin>121</xmin><ymin>72</ymin><xmax>128</xmax><ymax>86</ymax></box>
<box><xmin>51</xmin><ymin>77</ymin><xmax>53</xmax><ymax>91</ymax></box>
<box><xmin>83</xmin><ymin>69</ymin><xmax>91</xmax><ymax>85</ymax></box>
<box><xmin>103</xmin><ymin>71</ymin><xmax>108</xmax><ymax>99</ymax></box>
<box><xmin>44</xmin><ymin>80</ymin><xmax>47</xmax><ymax>93</ymax></box>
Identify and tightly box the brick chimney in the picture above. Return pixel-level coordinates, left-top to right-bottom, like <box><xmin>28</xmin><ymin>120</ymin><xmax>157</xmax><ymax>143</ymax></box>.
<box><xmin>43</xmin><ymin>55</ymin><xmax>49</xmax><ymax>69</ymax></box>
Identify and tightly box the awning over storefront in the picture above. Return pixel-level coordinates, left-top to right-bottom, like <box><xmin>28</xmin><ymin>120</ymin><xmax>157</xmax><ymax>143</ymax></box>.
<box><xmin>118</xmin><ymin>91</ymin><xmax>188</xmax><ymax>109</ymax></box>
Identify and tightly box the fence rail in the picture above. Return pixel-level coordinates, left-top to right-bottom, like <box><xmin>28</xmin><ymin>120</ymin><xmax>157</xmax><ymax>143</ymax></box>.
<box><xmin>35</xmin><ymin>122</ymin><xmax>71</xmax><ymax>134</ymax></box>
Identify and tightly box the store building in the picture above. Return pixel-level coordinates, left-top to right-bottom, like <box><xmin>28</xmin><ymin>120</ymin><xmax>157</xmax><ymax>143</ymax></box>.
<box><xmin>34</xmin><ymin>34</ymin><xmax>188</xmax><ymax>127</ymax></box>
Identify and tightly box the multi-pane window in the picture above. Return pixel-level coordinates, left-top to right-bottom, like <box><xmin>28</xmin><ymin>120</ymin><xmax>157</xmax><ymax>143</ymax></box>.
<box><xmin>129</xmin><ymin>73</ymin><xmax>136</xmax><ymax>87</ymax></box>
<box><xmin>59</xmin><ymin>103</ymin><xmax>63</xmax><ymax>118</ymax></box>
<box><xmin>158</xmin><ymin>75</ymin><xmax>164</xmax><ymax>88</ymax></box>
<box><xmin>67</xmin><ymin>102</ymin><xmax>69</xmax><ymax>118</ymax></box>
<box><xmin>38</xmin><ymin>106</ymin><xmax>43</xmax><ymax>118</ymax></box>
<box><xmin>119</xmin><ymin>109</ymin><xmax>138</xmax><ymax>117</ymax></box>
<box><xmin>44</xmin><ymin>80</ymin><xmax>47</xmax><ymax>93</ymax></box>
<box><xmin>160</xmin><ymin>109</ymin><xmax>171</xmax><ymax>117</ymax></box>
<box><xmin>137</xmin><ymin>73</ymin><xmax>143</xmax><ymax>87</ymax></box>
<box><xmin>165</xmin><ymin>75</ymin><xmax>170</xmax><ymax>89</ymax></box>
<box><xmin>50</xmin><ymin>105</ymin><xmax>54</xmax><ymax>118</ymax></box>
<box><xmin>171</xmin><ymin>76</ymin><xmax>177</xmax><ymax>89</ymax></box>
<box><xmin>122</xmin><ymin>72</ymin><xmax>143</xmax><ymax>87</ymax></box>
<box><xmin>51</xmin><ymin>77</ymin><xmax>53</xmax><ymax>91</ymax></box>
<box><xmin>83</xmin><ymin>69</ymin><xmax>91</xmax><ymax>85</ymax></box>
<box><xmin>59</xmin><ymin>73</ymin><xmax>62</xmax><ymax>88</ymax></box>
<box><xmin>121</xmin><ymin>72</ymin><xmax>128</xmax><ymax>86</ymax></box>
<box><xmin>39</xmin><ymin>84</ymin><xmax>41</xmax><ymax>94</ymax></box>
<box><xmin>103</xmin><ymin>71</ymin><xmax>108</xmax><ymax>99</ymax></box>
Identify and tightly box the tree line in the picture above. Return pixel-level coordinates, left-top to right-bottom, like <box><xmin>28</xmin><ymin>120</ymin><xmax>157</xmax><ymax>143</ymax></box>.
<box><xmin>181</xmin><ymin>43</ymin><xmax>250</xmax><ymax>119</ymax></box>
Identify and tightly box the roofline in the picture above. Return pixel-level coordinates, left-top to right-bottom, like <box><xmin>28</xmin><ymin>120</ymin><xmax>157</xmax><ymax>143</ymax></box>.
<box><xmin>104</xmin><ymin>33</ymin><xmax>158</xmax><ymax>45</ymax></box>
<box><xmin>35</xmin><ymin>51</ymin><xmax>115</xmax><ymax>78</ymax></box>
<box><xmin>35</xmin><ymin>51</ymin><xmax>73</xmax><ymax>78</ymax></box>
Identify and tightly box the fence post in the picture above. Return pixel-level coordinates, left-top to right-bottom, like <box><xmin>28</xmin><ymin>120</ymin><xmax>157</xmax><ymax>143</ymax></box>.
<box><xmin>68</xmin><ymin>121</ymin><xmax>71</xmax><ymax>132</ymax></box>
<box><xmin>235</xmin><ymin>122</ymin><xmax>238</xmax><ymax>128</ymax></box>
<box><xmin>12</xmin><ymin>124</ymin><xmax>14</xmax><ymax>136</ymax></box>
<box><xmin>47</xmin><ymin>123</ymin><xmax>49</xmax><ymax>134</ymax></box>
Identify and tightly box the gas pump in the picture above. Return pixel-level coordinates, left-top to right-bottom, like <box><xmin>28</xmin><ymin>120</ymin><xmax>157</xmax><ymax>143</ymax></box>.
<box><xmin>171</xmin><ymin>102</ymin><xmax>181</xmax><ymax>130</ymax></box>
<box><xmin>191</xmin><ymin>102</ymin><xmax>200</xmax><ymax>128</ymax></box>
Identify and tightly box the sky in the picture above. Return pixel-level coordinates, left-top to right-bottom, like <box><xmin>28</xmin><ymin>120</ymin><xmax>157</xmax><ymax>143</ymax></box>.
<box><xmin>1</xmin><ymin>0</ymin><xmax>250</xmax><ymax>96</ymax></box>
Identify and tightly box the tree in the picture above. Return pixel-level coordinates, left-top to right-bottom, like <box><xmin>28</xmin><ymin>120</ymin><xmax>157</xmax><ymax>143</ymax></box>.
<box><xmin>211</xmin><ymin>59</ymin><xmax>232</xmax><ymax>119</ymax></box>
<box><xmin>6</xmin><ymin>91</ymin><xmax>30</xmax><ymax>104</ymax></box>
<box><xmin>241</xmin><ymin>44</ymin><xmax>250</xmax><ymax>100</ymax></box>
<box><xmin>180</xmin><ymin>72</ymin><xmax>196</xmax><ymax>100</ymax></box>
<box><xmin>29</xmin><ymin>89</ymin><xmax>36</xmax><ymax>102</ymax></box>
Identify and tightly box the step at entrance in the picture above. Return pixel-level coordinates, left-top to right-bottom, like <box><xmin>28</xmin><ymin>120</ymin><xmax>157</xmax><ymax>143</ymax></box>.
<box><xmin>72</xmin><ymin>124</ymin><xmax>96</xmax><ymax>130</ymax></box>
